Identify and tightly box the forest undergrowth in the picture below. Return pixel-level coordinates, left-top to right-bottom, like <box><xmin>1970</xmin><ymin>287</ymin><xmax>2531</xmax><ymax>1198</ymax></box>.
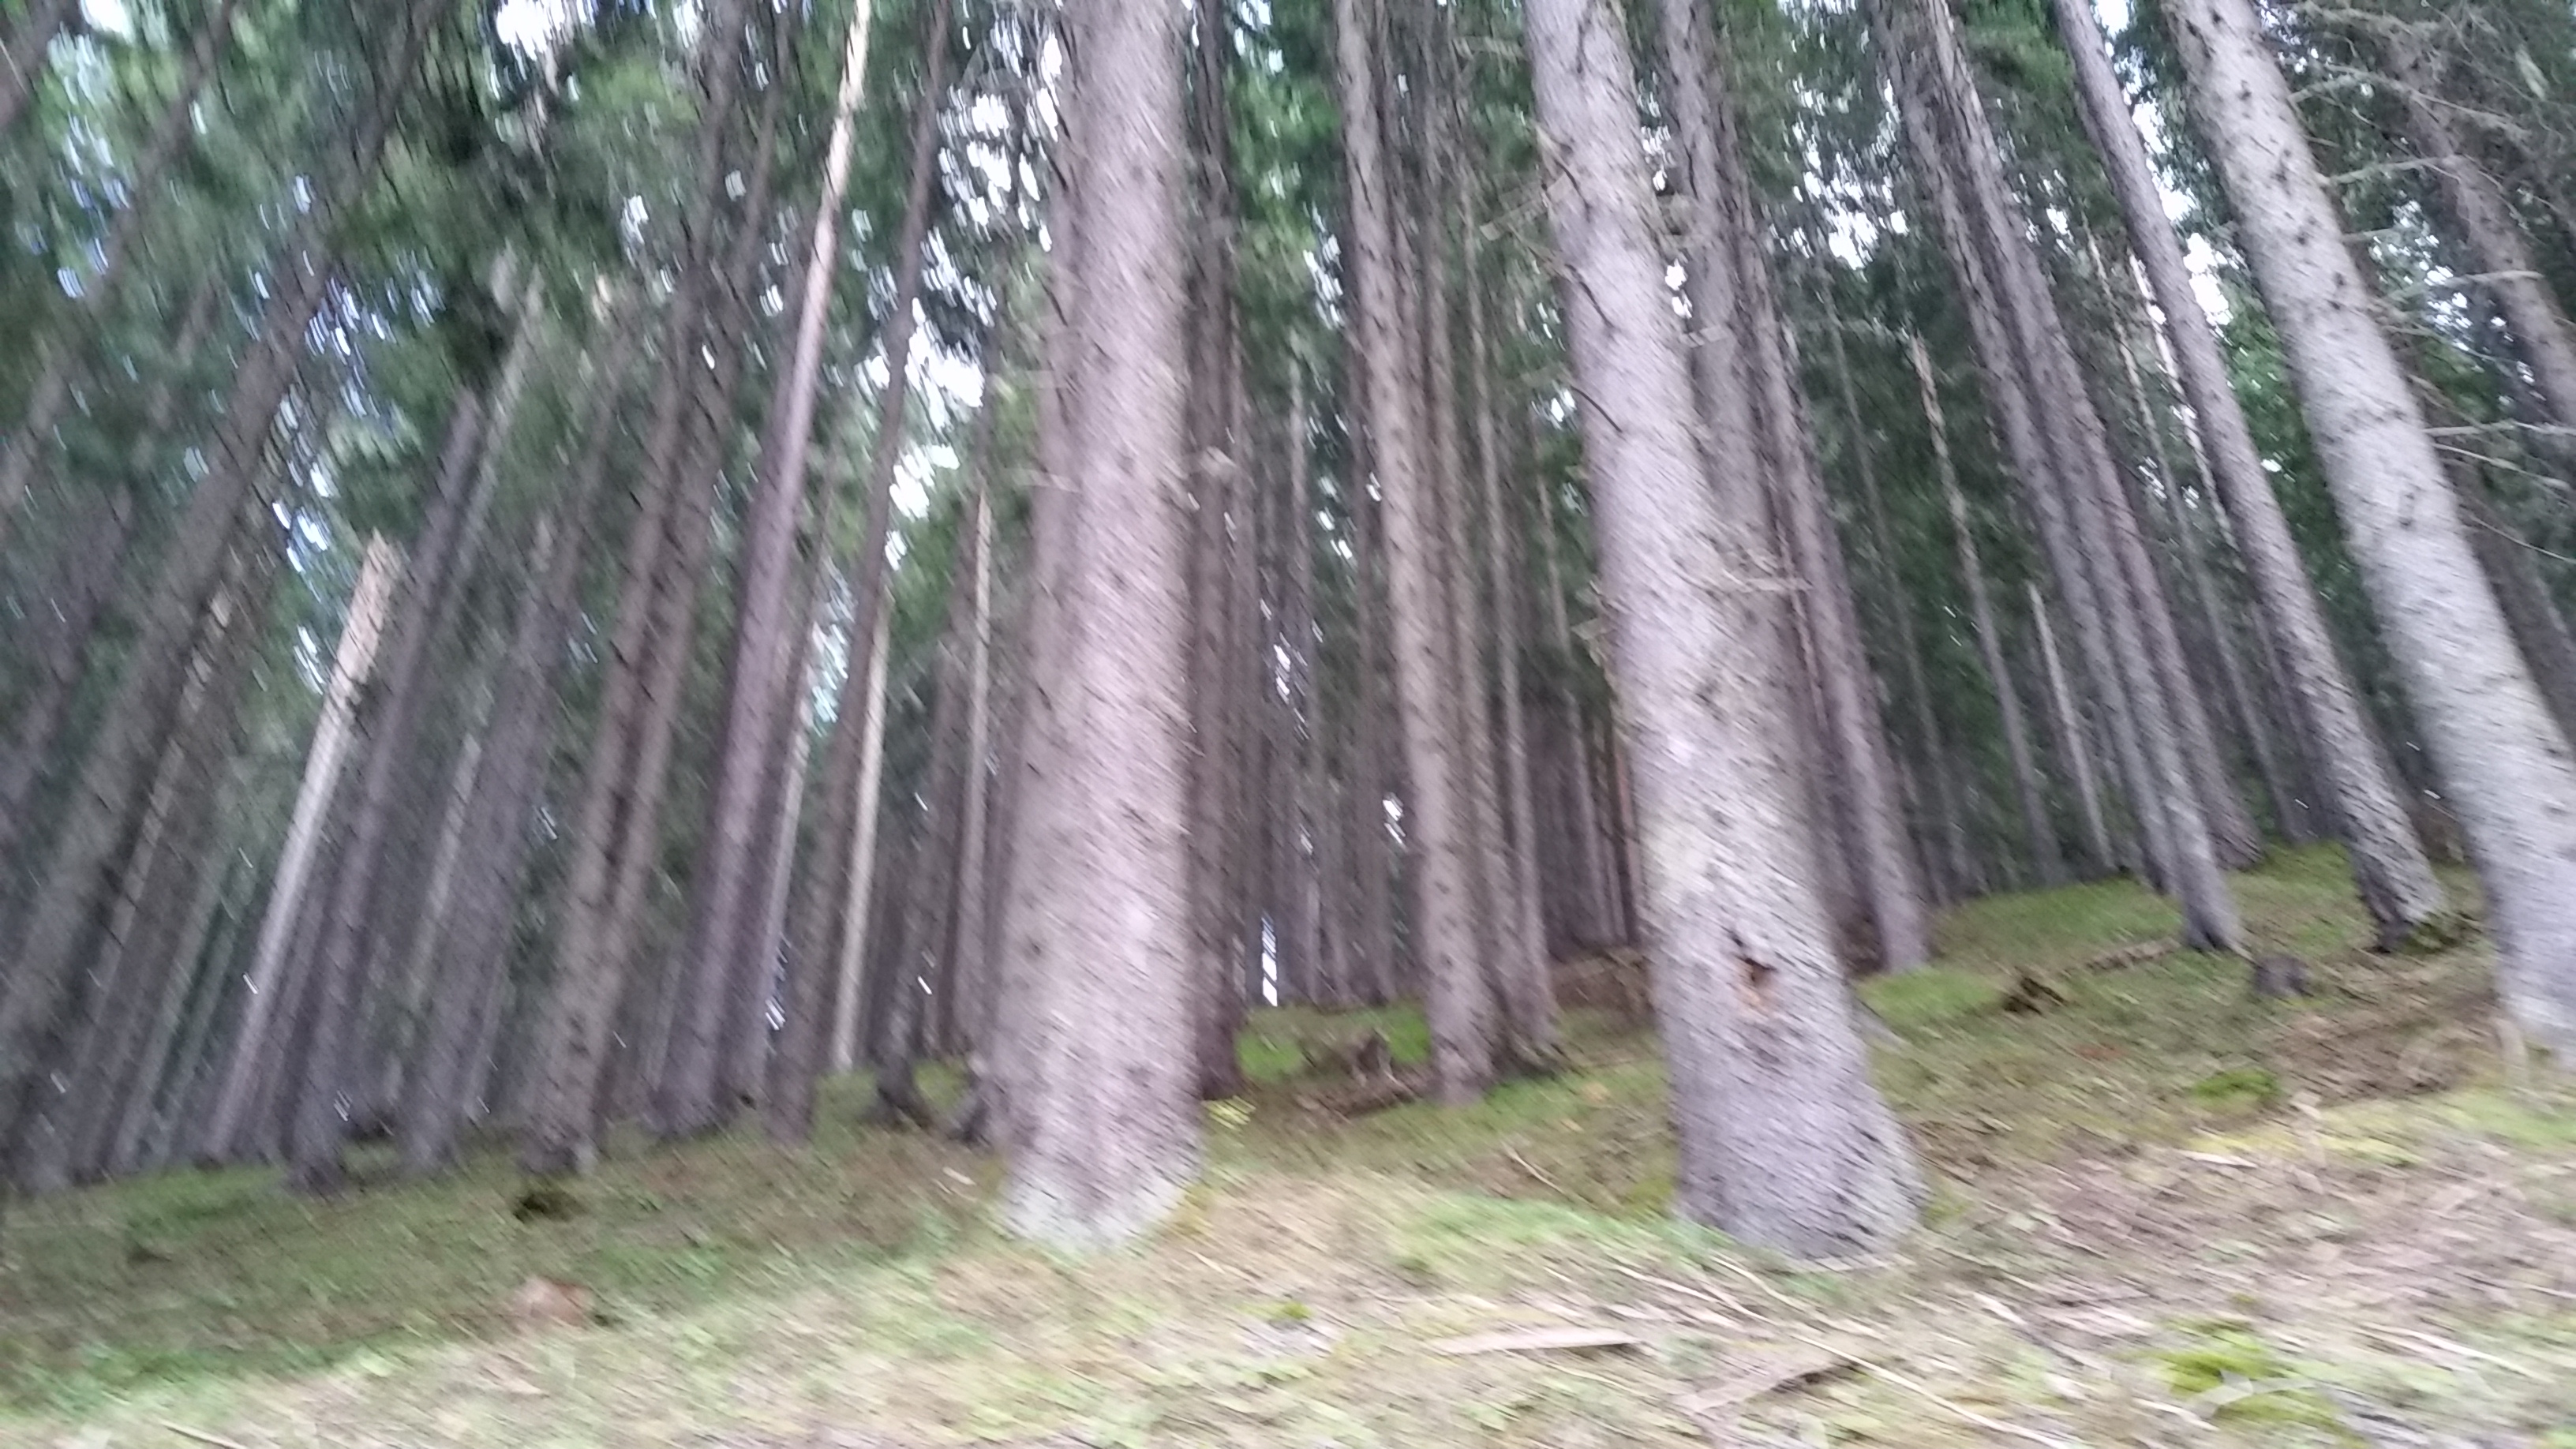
<box><xmin>6</xmin><ymin>846</ymin><xmax>2573</xmax><ymax>1448</ymax></box>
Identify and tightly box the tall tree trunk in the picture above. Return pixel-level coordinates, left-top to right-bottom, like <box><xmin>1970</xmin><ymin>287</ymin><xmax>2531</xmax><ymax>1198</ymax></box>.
<box><xmin>1423</xmin><ymin>103</ymin><xmax>1548</xmax><ymax>1059</ymax></box>
<box><xmin>993</xmin><ymin>0</ymin><xmax>1202</xmax><ymax>1247</ymax></box>
<box><xmin>289</xmin><ymin>285</ymin><xmax>542</xmax><ymax>1192</ymax></box>
<box><xmin>1342</xmin><ymin>459</ymin><xmax>1401</xmax><ymax>1002</ymax></box>
<box><xmin>199</xmin><ymin>535</ymin><xmax>402</xmax><ymax>1160</ymax></box>
<box><xmin>0</xmin><ymin>0</ymin><xmax>442</xmax><ymax>1166</ymax></box>
<box><xmin>2050</xmin><ymin>0</ymin><xmax>2450</xmax><ymax>942</ymax></box>
<box><xmin>949</xmin><ymin>473</ymin><xmax>1001</xmax><ymax>1057</ymax></box>
<box><xmin>763</xmin><ymin>6</ymin><xmax>954</xmax><ymax>1141</ymax></box>
<box><xmin>1910</xmin><ymin>335</ymin><xmax>2072</xmax><ymax>880</ymax></box>
<box><xmin>1833</xmin><ymin>321</ymin><xmax>2003</xmax><ymax>890</ymax></box>
<box><xmin>661</xmin><ymin>0</ymin><xmax>887</xmax><ymax>1140</ymax></box>
<box><xmin>2170</xmin><ymin>0</ymin><xmax>2576</xmax><ymax>1045</ymax></box>
<box><xmin>13</xmin><ymin>523</ymin><xmax>271</xmax><ymax>1192</ymax></box>
<box><xmin>1522</xmin><ymin>0</ymin><xmax>1920</xmax><ymax>1255</ymax></box>
<box><xmin>1901</xmin><ymin>0</ymin><xmax>2245</xmax><ymax>948</ymax></box>
<box><xmin>1711</xmin><ymin>80</ymin><xmax>1931</xmax><ymax>970</ymax></box>
<box><xmin>1527</xmin><ymin>455</ymin><xmax>1617</xmax><ymax>946</ymax></box>
<box><xmin>1466</xmin><ymin>228</ymin><xmax>1557</xmax><ymax>1046</ymax></box>
<box><xmin>1331</xmin><ymin>0</ymin><xmax>1492</xmax><ymax>1099</ymax></box>
<box><xmin>826</xmin><ymin>603</ymin><xmax>896</xmax><ymax>1073</ymax></box>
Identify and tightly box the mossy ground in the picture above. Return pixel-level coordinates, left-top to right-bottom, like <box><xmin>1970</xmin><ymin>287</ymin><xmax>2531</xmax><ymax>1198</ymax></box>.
<box><xmin>6</xmin><ymin>845</ymin><xmax>2573</xmax><ymax>1447</ymax></box>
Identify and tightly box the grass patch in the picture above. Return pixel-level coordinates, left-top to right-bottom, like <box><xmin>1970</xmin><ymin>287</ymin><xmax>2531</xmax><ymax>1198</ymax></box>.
<box><xmin>4</xmin><ymin>844</ymin><xmax>2566</xmax><ymax>1448</ymax></box>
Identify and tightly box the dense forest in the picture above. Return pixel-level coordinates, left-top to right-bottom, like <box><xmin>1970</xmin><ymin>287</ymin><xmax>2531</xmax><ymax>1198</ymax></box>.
<box><xmin>3</xmin><ymin>0</ymin><xmax>2576</xmax><ymax>1435</ymax></box>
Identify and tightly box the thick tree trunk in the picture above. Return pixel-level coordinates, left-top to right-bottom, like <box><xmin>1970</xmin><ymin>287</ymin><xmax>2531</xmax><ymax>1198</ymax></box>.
<box><xmin>992</xmin><ymin>0</ymin><xmax>1203</xmax><ymax>1247</ymax></box>
<box><xmin>1332</xmin><ymin>0</ymin><xmax>1491</xmax><ymax>1099</ymax></box>
<box><xmin>1909</xmin><ymin>336</ymin><xmax>2069</xmax><ymax>880</ymax></box>
<box><xmin>2056</xmin><ymin>0</ymin><xmax>2450</xmax><ymax>940</ymax></box>
<box><xmin>2170</xmin><ymin>0</ymin><xmax>2576</xmax><ymax>1044</ymax></box>
<box><xmin>1524</xmin><ymin>0</ymin><xmax>1921</xmax><ymax>1255</ymax></box>
<box><xmin>0</xmin><ymin>0</ymin><xmax>440</xmax><ymax>1166</ymax></box>
<box><xmin>1342</xmin><ymin>464</ymin><xmax>1401</xmax><ymax>1002</ymax></box>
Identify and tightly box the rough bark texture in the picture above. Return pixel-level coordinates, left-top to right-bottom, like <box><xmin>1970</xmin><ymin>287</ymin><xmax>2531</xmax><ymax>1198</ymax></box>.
<box><xmin>1332</xmin><ymin>0</ymin><xmax>1492</xmax><ymax>1100</ymax></box>
<box><xmin>992</xmin><ymin>0</ymin><xmax>1203</xmax><ymax>1247</ymax></box>
<box><xmin>2169</xmin><ymin>0</ymin><xmax>2576</xmax><ymax>1046</ymax></box>
<box><xmin>1523</xmin><ymin>0</ymin><xmax>1921</xmax><ymax>1255</ymax></box>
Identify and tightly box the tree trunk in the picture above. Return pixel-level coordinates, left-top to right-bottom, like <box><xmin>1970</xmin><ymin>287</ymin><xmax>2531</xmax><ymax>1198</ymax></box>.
<box><xmin>763</xmin><ymin>6</ymin><xmax>955</xmax><ymax>1142</ymax></box>
<box><xmin>0</xmin><ymin>0</ymin><xmax>442</xmax><ymax>1166</ymax></box>
<box><xmin>1523</xmin><ymin>0</ymin><xmax>1921</xmax><ymax>1255</ymax></box>
<box><xmin>2060</xmin><ymin>0</ymin><xmax>2454</xmax><ymax>928</ymax></box>
<box><xmin>826</xmin><ymin>603</ymin><xmax>896</xmax><ymax>1074</ymax></box>
<box><xmin>1901</xmin><ymin>0</ymin><xmax>2245</xmax><ymax>947</ymax></box>
<box><xmin>992</xmin><ymin>0</ymin><xmax>1203</xmax><ymax>1247</ymax></box>
<box><xmin>288</xmin><ymin>299</ymin><xmax>537</xmax><ymax>1192</ymax></box>
<box><xmin>659</xmin><ymin>0</ymin><xmax>888</xmax><ymax>1139</ymax></box>
<box><xmin>199</xmin><ymin>535</ymin><xmax>402</xmax><ymax>1160</ymax></box>
<box><xmin>13</xmin><ymin>525</ymin><xmax>271</xmax><ymax>1193</ymax></box>
<box><xmin>1465</xmin><ymin>229</ymin><xmax>1557</xmax><ymax>1048</ymax></box>
<box><xmin>1910</xmin><ymin>335</ymin><xmax>2070</xmax><ymax>880</ymax></box>
<box><xmin>2170</xmin><ymin>0</ymin><xmax>2576</xmax><ymax>1044</ymax></box>
<box><xmin>1342</xmin><ymin>455</ymin><xmax>1401</xmax><ymax>1002</ymax></box>
<box><xmin>1332</xmin><ymin>0</ymin><xmax>1491</xmax><ymax>1099</ymax></box>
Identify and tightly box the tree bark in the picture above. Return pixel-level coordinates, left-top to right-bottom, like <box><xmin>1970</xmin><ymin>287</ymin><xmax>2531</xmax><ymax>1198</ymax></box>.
<box><xmin>1332</xmin><ymin>0</ymin><xmax>1492</xmax><ymax>1099</ymax></box>
<box><xmin>2057</xmin><ymin>0</ymin><xmax>2446</xmax><ymax>934</ymax></box>
<box><xmin>2170</xmin><ymin>0</ymin><xmax>2576</xmax><ymax>1044</ymax></box>
<box><xmin>1523</xmin><ymin>0</ymin><xmax>1921</xmax><ymax>1255</ymax></box>
<box><xmin>198</xmin><ymin>535</ymin><xmax>402</xmax><ymax>1161</ymax></box>
<box><xmin>993</xmin><ymin>0</ymin><xmax>1203</xmax><ymax>1247</ymax></box>
<box><xmin>1466</xmin><ymin>226</ymin><xmax>1557</xmax><ymax>1050</ymax></box>
<box><xmin>660</xmin><ymin>0</ymin><xmax>886</xmax><ymax>1139</ymax></box>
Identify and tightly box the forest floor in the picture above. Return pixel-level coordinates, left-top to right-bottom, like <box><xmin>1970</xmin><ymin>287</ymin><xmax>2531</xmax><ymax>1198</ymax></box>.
<box><xmin>6</xmin><ymin>846</ymin><xmax>2574</xmax><ymax>1447</ymax></box>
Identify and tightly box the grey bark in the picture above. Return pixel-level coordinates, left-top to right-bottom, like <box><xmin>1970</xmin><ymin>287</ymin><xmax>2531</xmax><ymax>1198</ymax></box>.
<box><xmin>994</xmin><ymin>0</ymin><xmax>1203</xmax><ymax>1247</ymax></box>
<box><xmin>2054</xmin><ymin>0</ymin><xmax>2450</xmax><ymax>941</ymax></box>
<box><xmin>2170</xmin><ymin>0</ymin><xmax>2576</xmax><ymax>1044</ymax></box>
<box><xmin>1523</xmin><ymin>0</ymin><xmax>1922</xmax><ymax>1254</ymax></box>
<box><xmin>1332</xmin><ymin>0</ymin><xmax>1492</xmax><ymax>1099</ymax></box>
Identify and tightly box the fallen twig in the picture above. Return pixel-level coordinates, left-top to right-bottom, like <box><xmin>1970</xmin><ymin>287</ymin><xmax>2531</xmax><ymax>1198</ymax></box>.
<box><xmin>159</xmin><ymin>1425</ymin><xmax>251</xmax><ymax>1449</ymax></box>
